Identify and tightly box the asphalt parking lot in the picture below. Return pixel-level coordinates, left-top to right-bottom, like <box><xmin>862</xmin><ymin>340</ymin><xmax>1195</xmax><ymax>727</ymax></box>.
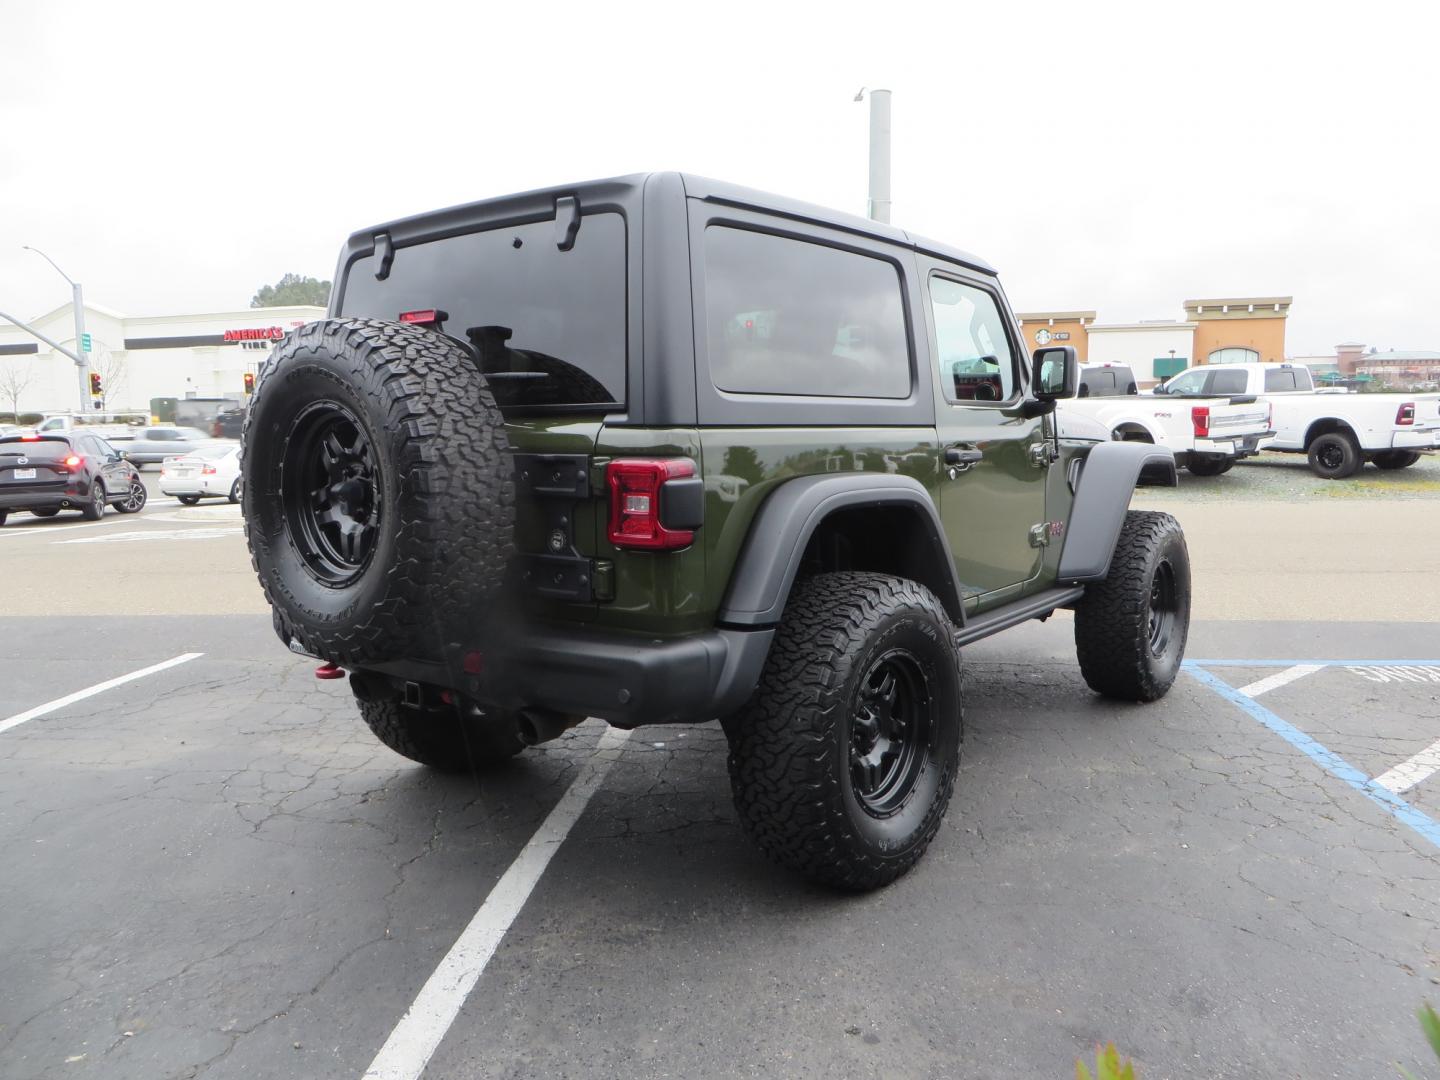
<box><xmin>3</xmin><ymin>468</ymin><xmax>1439</xmax><ymax>1079</ymax></box>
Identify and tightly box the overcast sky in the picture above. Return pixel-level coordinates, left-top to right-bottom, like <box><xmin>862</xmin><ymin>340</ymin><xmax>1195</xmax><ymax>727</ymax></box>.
<box><xmin>2</xmin><ymin>0</ymin><xmax>1436</xmax><ymax>355</ymax></box>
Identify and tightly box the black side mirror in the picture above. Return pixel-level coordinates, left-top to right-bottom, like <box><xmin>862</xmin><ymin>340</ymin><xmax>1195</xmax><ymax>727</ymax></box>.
<box><xmin>1153</xmin><ymin>381</ymin><xmax>1169</xmax><ymax>395</ymax></box>
<box><xmin>1032</xmin><ymin>345</ymin><xmax>1078</xmax><ymax>401</ymax></box>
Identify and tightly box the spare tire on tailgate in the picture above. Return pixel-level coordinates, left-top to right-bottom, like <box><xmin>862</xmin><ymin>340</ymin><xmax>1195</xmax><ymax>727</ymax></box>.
<box><xmin>242</xmin><ymin>318</ymin><xmax>514</xmax><ymax>666</ymax></box>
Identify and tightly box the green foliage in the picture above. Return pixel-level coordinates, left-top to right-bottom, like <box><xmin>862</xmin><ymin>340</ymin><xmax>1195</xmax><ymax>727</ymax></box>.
<box><xmin>250</xmin><ymin>273</ymin><xmax>331</xmax><ymax>308</ymax></box>
<box><xmin>1077</xmin><ymin>1044</ymin><xmax>1135</xmax><ymax>1080</ymax></box>
<box><xmin>1399</xmin><ymin>1003</ymin><xmax>1440</xmax><ymax>1078</ymax></box>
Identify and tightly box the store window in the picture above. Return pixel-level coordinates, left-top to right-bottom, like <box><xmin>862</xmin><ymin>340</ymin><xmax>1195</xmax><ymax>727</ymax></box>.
<box><xmin>1209</xmin><ymin>347</ymin><xmax>1259</xmax><ymax>364</ymax></box>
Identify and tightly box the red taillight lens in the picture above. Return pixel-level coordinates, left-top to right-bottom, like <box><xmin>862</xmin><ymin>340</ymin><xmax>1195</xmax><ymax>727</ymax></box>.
<box><xmin>398</xmin><ymin>308</ymin><xmax>445</xmax><ymax>326</ymax></box>
<box><xmin>1191</xmin><ymin>406</ymin><xmax>1211</xmax><ymax>437</ymax></box>
<box><xmin>606</xmin><ymin>458</ymin><xmax>696</xmax><ymax>550</ymax></box>
<box><xmin>63</xmin><ymin>454</ymin><xmax>82</xmax><ymax>468</ymax></box>
<box><xmin>1397</xmin><ymin>402</ymin><xmax>1416</xmax><ymax>426</ymax></box>
<box><xmin>201</xmin><ymin>464</ymin><xmax>217</xmax><ymax>475</ymax></box>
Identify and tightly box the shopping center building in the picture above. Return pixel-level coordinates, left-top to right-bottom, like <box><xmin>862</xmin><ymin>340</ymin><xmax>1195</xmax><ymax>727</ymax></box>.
<box><xmin>1016</xmin><ymin>297</ymin><xmax>1292</xmax><ymax>386</ymax></box>
<box><xmin>0</xmin><ymin>302</ymin><xmax>325</xmax><ymax>416</ymax></box>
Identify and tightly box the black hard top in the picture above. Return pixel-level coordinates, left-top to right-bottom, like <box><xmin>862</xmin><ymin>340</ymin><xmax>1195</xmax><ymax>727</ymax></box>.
<box><xmin>344</xmin><ymin>172</ymin><xmax>996</xmax><ymax>277</ymax></box>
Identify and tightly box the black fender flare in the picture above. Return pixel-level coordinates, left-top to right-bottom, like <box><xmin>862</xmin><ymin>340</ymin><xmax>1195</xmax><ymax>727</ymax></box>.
<box><xmin>718</xmin><ymin>474</ymin><xmax>965</xmax><ymax>627</ymax></box>
<box><xmin>1057</xmin><ymin>441</ymin><xmax>1178</xmax><ymax>583</ymax></box>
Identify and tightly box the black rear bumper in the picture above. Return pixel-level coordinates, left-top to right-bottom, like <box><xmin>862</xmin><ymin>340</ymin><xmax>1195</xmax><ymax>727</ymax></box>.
<box><xmin>355</xmin><ymin>622</ymin><xmax>775</xmax><ymax>729</ymax></box>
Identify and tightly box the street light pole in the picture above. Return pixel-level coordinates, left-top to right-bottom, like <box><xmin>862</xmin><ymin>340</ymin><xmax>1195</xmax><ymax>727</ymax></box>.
<box><xmin>854</xmin><ymin>87</ymin><xmax>892</xmax><ymax>224</ymax></box>
<box><xmin>23</xmin><ymin>246</ymin><xmax>90</xmax><ymax>411</ymax></box>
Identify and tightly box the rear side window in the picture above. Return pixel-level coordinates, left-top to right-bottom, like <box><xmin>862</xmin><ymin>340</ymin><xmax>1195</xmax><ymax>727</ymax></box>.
<box><xmin>1264</xmin><ymin>369</ymin><xmax>1298</xmax><ymax>391</ymax></box>
<box><xmin>1209</xmin><ymin>370</ymin><xmax>1249</xmax><ymax>395</ymax></box>
<box><xmin>703</xmin><ymin>226</ymin><xmax>910</xmax><ymax>398</ymax></box>
<box><xmin>340</xmin><ymin>212</ymin><xmax>628</xmax><ymax>411</ymax></box>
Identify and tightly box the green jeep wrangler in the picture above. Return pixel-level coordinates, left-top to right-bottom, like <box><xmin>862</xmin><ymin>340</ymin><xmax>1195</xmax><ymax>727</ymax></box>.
<box><xmin>242</xmin><ymin>173</ymin><xmax>1189</xmax><ymax>891</ymax></box>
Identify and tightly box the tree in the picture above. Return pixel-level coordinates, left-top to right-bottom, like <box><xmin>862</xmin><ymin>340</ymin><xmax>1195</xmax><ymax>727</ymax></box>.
<box><xmin>251</xmin><ymin>273</ymin><xmax>331</xmax><ymax>308</ymax></box>
<box><xmin>0</xmin><ymin>357</ymin><xmax>36</xmax><ymax>419</ymax></box>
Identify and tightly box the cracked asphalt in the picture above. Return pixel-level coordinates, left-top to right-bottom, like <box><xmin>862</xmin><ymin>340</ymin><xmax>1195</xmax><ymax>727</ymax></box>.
<box><xmin>2</xmin><ymin>481</ymin><xmax>1439</xmax><ymax>1079</ymax></box>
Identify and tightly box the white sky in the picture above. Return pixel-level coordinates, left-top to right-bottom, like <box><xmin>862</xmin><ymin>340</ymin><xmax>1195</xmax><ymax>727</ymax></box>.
<box><xmin>2</xmin><ymin>0</ymin><xmax>1436</xmax><ymax>355</ymax></box>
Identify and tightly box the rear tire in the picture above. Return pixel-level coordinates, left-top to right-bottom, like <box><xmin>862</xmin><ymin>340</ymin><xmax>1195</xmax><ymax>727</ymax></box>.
<box><xmin>351</xmin><ymin>675</ymin><xmax>524</xmax><ymax>771</ymax></box>
<box><xmin>30</xmin><ymin>508</ymin><xmax>60</xmax><ymax>518</ymax></box>
<box><xmin>0</xmin><ymin>511</ymin><xmax>7</xmax><ymax>526</ymax></box>
<box><xmin>177</xmin><ymin>494</ymin><xmax>201</xmax><ymax>506</ymax></box>
<box><xmin>1185</xmin><ymin>456</ymin><xmax>1231</xmax><ymax>477</ymax></box>
<box><xmin>1307</xmin><ymin>431</ymin><xmax>1361</xmax><ymax>479</ymax></box>
<box><xmin>1075</xmin><ymin>511</ymin><xmax>1191</xmax><ymax>702</ymax></box>
<box><xmin>82</xmin><ymin>482</ymin><xmax>106</xmax><ymax>520</ymax></box>
<box><xmin>243</xmin><ymin>318</ymin><xmax>515</xmax><ymax>667</ymax></box>
<box><xmin>228</xmin><ymin>478</ymin><xmax>241</xmax><ymax>504</ymax></box>
<box><xmin>725</xmin><ymin>572</ymin><xmax>962</xmax><ymax>891</ymax></box>
<box><xmin>1373</xmin><ymin>450</ymin><xmax>1421</xmax><ymax>471</ymax></box>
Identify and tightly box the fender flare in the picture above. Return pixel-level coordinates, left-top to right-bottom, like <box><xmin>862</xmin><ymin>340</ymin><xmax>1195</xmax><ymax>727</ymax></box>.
<box><xmin>718</xmin><ymin>473</ymin><xmax>965</xmax><ymax>627</ymax></box>
<box><xmin>1057</xmin><ymin>441</ymin><xmax>1177</xmax><ymax>583</ymax></box>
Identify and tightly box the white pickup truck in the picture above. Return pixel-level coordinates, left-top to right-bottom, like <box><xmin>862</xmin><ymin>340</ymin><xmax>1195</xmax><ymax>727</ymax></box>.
<box><xmin>1056</xmin><ymin>363</ymin><xmax>1273</xmax><ymax>476</ymax></box>
<box><xmin>1153</xmin><ymin>362</ymin><xmax>1440</xmax><ymax>478</ymax></box>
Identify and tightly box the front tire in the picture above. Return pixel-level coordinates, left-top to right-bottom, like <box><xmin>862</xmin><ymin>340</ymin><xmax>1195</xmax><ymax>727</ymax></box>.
<box><xmin>1308</xmin><ymin>431</ymin><xmax>1361</xmax><ymax>479</ymax></box>
<box><xmin>725</xmin><ymin>572</ymin><xmax>962</xmax><ymax>891</ymax></box>
<box><xmin>351</xmin><ymin>675</ymin><xmax>524</xmax><ymax>771</ymax></box>
<box><xmin>114</xmin><ymin>480</ymin><xmax>147</xmax><ymax>514</ymax></box>
<box><xmin>1075</xmin><ymin>511</ymin><xmax>1191</xmax><ymax>701</ymax></box>
<box><xmin>1373</xmin><ymin>450</ymin><xmax>1421</xmax><ymax>471</ymax></box>
<box><xmin>228</xmin><ymin>478</ymin><xmax>241</xmax><ymax>504</ymax></box>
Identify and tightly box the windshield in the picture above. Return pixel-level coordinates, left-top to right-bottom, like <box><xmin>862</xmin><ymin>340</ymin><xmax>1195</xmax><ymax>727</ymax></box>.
<box><xmin>339</xmin><ymin>212</ymin><xmax>627</xmax><ymax>412</ymax></box>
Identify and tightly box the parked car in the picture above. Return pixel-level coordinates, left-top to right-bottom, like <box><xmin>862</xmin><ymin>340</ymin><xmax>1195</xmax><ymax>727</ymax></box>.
<box><xmin>1154</xmin><ymin>362</ymin><xmax>1440</xmax><ymax>478</ymax></box>
<box><xmin>1057</xmin><ymin>362</ymin><xmax>1272</xmax><ymax>476</ymax></box>
<box><xmin>0</xmin><ymin>433</ymin><xmax>147</xmax><ymax>524</ymax></box>
<box><xmin>212</xmin><ymin>408</ymin><xmax>247</xmax><ymax>439</ymax></box>
<box><xmin>159</xmin><ymin>445</ymin><xmax>242</xmax><ymax>504</ymax></box>
<box><xmin>118</xmin><ymin>426</ymin><xmax>216</xmax><ymax>465</ymax></box>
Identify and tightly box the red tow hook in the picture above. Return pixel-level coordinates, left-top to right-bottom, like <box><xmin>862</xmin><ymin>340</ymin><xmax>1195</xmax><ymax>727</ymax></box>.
<box><xmin>315</xmin><ymin>662</ymin><xmax>346</xmax><ymax>680</ymax></box>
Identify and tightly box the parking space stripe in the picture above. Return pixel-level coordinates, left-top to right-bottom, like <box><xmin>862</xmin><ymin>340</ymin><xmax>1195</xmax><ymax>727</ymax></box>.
<box><xmin>1372</xmin><ymin>738</ymin><xmax>1440</xmax><ymax>794</ymax></box>
<box><xmin>363</xmin><ymin>726</ymin><xmax>633</xmax><ymax>1080</ymax></box>
<box><xmin>1184</xmin><ymin>663</ymin><xmax>1440</xmax><ymax>851</ymax></box>
<box><xmin>1237</xmin><ymin>663</ymin><xmax>1325</xmax><ymax>697</ymax></box>
<box><xmin>1186</xmin><ymin>659</ymin><xmax>1440</xmax><ymax>668</ymax></box>
<box><xmin>0</xmin><ymin>653</ymin><xmax>204</xmax><ymax>735</ymax></box>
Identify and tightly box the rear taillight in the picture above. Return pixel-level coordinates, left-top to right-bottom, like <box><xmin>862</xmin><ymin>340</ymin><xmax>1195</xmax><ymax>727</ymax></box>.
<box><xmin>1397</xmin><ymin>402</ymin><xmax>1416</xmax><ymax>426</ymax></box>
<box><xmin>63</xmin><ymin>454</ymin><xmax>82</xmax><ymax>469</ymax></box>
<box><xmin>398</xmin><ymin>308</ymin><xmax>447</xmax><ymax>327</ymax></box>
<box><xmin>1191</xmin><ymin>406</ymin><xmax>1210</xmax><ymax>438</ymax></box>
<box><xmin>201</xmin><ymin>464</ymin><xmax>217</xmax><ymax>475</ymax></box>
<box><xmin>606</xmin><ymin>458</ymin><xmax>697</xmax><ymax>550</ymax></box>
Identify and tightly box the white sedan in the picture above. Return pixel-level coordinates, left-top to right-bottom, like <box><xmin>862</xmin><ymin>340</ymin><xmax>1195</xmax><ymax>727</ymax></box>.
<box><xmin>159</xmin><ymin>445</ymin><xmax>242</xmax><ymax>505</ymax></box>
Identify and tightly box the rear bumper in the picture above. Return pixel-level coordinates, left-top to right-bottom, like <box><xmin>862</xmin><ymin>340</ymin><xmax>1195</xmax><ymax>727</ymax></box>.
<box><xmin>1193</xmin><ymin>430</ymin><xmax>1273</xmax><ymax>460</ymax></box>
<box><xmin>160</xmin><ymin>475</ymin><xmax>230</xmax><ymax>496</ymax></box>
<box><xmin>0</xmin><ymin>486</ymin><xmax>88</xmax><ymax>510</ymax></box>
<box><xmin>1392</xmin><ymin>428</ymin><xmax>1440</xmax><ymax>450</ymax></box>
<box><xmin>352</xmin><ymin>623</ymin><xmax>775</xmax><ymax>729</ymax></box>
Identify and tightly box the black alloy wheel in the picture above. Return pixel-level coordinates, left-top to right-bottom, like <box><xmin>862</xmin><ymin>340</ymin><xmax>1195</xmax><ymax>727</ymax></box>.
<box><xmin>82</xmin><ymin>481</ymin><xmax>106</xmax><ymax>520</ymax></box>
<box><xmin>281</xmin><ymin>402</ymin><xmax>381</xmax><ymax>586</ymax></box>
<box><xmin>850</xmin><ymin>649</ymin><xmax>934</xmax><ymax>818</ymax></box>
<box><xmin>1147</xmin><ymin>559</ymin><xmax>1178</xmax><ymax>656</ymax></box>
<box><xmin>115</xmin><ymin>479</ymin><xmax>147</xmax><ymax>514</ymax></box>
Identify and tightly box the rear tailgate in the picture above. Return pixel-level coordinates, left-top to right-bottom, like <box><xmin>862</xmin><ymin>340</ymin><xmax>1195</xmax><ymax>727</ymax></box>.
<box><xmin>1396</xmin><ymin>396</ymin><xmax>1440</xmax><ymax>449</ymax></box>
<box><xmin>0</xmin><ymin>439</ymin><xmax>73</xmax><ymax>495</ymax></box>
<box><xmin>1206</xmin><ymin>397</ymin><xmax>1272</xmax><ymax>438</ymax></box>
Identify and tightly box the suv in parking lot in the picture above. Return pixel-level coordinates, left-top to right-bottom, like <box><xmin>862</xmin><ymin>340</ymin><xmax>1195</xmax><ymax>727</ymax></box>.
<box><xmin>0</xmin><ymin>433</ymin><xmax>147</xmax><ymax>523</ymax></box>
<box><xmin>243</xmin><ymin>174</ymin><xmax>1192</xmax><ymax>890</ymax></box>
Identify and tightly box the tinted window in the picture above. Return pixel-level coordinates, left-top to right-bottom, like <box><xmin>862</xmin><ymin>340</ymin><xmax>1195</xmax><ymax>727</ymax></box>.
<box><xmin>704</xmin><ymin>227</ymin><xmax>910</xmax><ymax>398</ymax></box>
<box><xmin>1209</xmin><ymin>370</ymin><xmax>1249</xmax><ymax>394</ymax></box>
<box><xmin>1265</xmin><ymin>369</ymin><xmax>1298</xmax><ymax>391</ymax></box>
<box><xmin>930</xmin><ymin>277</ymin><xmax>1016</xmax><ymax>404</ymax></box>
<box><xmin>1164</xmin><ymin>370</ymin><xmax>1207</xmax><ymax>395</ymax></box>
<box><xmin>341</xmin><ymin>213</ymin><xmax>627</xmax><ymax>411</ymax></box>
<box><xmin>0</xmin><ymin>438</ymin><xmax>70</xmax><ymax>460</ymax></box>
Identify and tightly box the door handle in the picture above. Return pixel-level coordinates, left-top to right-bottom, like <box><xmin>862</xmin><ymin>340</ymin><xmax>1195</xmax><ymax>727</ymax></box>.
<box><xmin>944</xmin><ymin>447</ymin><xmax>984</xmax><ymax>466</ymax></box>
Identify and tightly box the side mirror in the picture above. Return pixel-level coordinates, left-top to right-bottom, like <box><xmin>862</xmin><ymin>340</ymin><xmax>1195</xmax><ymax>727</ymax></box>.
<box><xmin>1032</xmin><ymin>345</ymin><xmax>1078</xmax><ymax>401</ymax></box>
<box><xmin>1153</xmin><ymin>382</ymin><xmax>1168</xmax><ymax>395</ymax></box>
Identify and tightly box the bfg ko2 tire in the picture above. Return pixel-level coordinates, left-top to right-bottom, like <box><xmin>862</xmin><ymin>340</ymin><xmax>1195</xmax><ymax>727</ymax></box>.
<box><xmin>1074</xmin><ymin>510</ymin><xmax>1191</xmax><ymax>702</ymax></box>
<box><xmin>243</xmin><ymin>318</ymin><xmax>514</xmax><ymax>666</ymax></box>
<box><xmin>351</xmin><ymin>673</ymin><xmax>524</xmax><ymax>771</ymax></box>
<box><xmin>726</xmin><ymin>572</ymin><xmax>962</xmax><ymax>891</ymax></box>
<box><xmin>1307</xmin><ymin>431</ymin><xmax>1361</xmax><ymax>479</ymax></box>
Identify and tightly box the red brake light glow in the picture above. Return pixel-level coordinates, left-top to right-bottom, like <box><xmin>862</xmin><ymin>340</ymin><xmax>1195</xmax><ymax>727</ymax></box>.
<box><xmin>63</xmin><ymin>454</ymin><xmax>82</xmax><ymax>468</ymax></box>
<box><xmin>1191</xmin><ymin>406</ymin><xmax>1211</xmax><ymax>438</ymax></box>
<box><xmin>201</xmin><ymin>464</ymin><xmax>217</xmax><ymax>475</ymax></box>
<box><xmin>398</xmin><ymin>308</ymin><xmax>445</xmax><ymax>326</ymax></box>
<box><xmin>1396</xmin><ymin>402</ymin><xmax>1416</xmax><ymax>426</ymax></box>
<box><xmin>606</xmin><ymin>458</ymin><xmax>697</xmax><ymax>550</ymax></box>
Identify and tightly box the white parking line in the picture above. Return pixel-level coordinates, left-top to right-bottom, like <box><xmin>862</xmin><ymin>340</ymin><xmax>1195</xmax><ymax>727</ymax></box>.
<box><xmin>57</xmin><ymin>527</ymin><xmax>242</xmax><ymax>545</ymax></box>
<box><xmin>0</xmin><ymin>505</ymin><xmax>186</xmax><ymax>538</ymax></box>
<box><xmin>1237</xmin><ymin>664</ymin><xmax>1325</xmax><ymax>698</ymax></box>
<box><xmin>363</xmin><ymin>726</ymin><xmax>633</xmax><ymax>1080</ymax></box>
<box><xmin>0</xmin><ymin>653</ymin><xmax>203</xmax><ymax>736</ymax></box>
<box><xmin>1372</xmin><ymin>738</ymin><xmax>1440</xmax><ymax>794</ymax></box>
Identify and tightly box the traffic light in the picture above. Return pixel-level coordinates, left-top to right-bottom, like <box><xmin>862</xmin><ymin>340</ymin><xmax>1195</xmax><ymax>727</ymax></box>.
<box><xmin>243</xmin><ymin>372</ymin><xmax>255</xmax><ymax>395</ymax></box>
<box><xmin>89</xmin><ymin>372</ymin><xmax>102</xmax><ymax>396</ymax></box>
